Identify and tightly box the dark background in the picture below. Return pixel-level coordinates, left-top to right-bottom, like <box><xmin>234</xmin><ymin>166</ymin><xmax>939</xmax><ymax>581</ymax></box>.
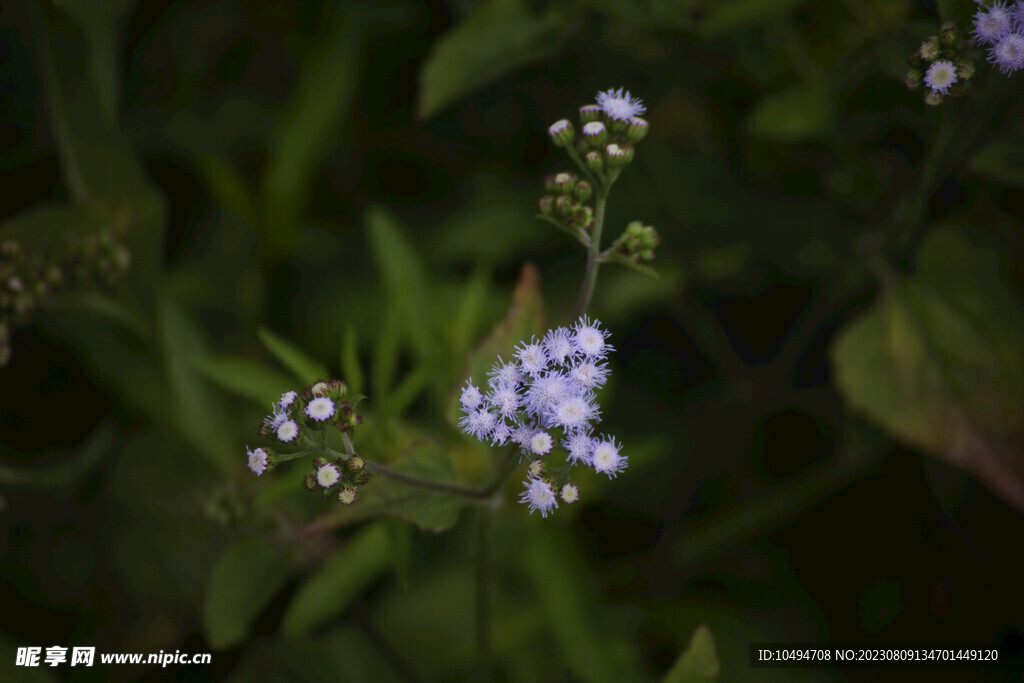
<box><xmin>1</xmin><ymin>0</ymin><xmax>1023</xmax><ymax>680</ymax></box>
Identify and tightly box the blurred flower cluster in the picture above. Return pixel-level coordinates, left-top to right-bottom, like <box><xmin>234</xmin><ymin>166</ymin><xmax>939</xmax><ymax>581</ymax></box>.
<box><xmin>459</xmin><ymin>317</ymin><xmax>627</xmax><ymax>517</ymax></box>
<box><xmin>905</xmin><ymin>20</ymin><xmax>976</xmax><ymax>104</ymax></box>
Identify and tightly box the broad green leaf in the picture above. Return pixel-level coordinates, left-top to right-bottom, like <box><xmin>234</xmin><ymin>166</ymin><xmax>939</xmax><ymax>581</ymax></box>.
<box><xmin>446</xmin><ymin>263</ymin><xmax>544</xmax><ymax>427</ymax></box>
<box><xmin>203</xmin><ymin>537</ymin><xmax>293</xmax><ymax>650</ymax></box>
<box><xmin>747</xmin><ymin>84</ymin><xmax>831</xmax><ymax>142</ymax></box>
<box><xmin>603</xmin><ymin>251</ymin><xmax>660</xmax><ymax>279</ymax></box>
<box><xmin>257</xmin><ymin>327</ymin><xmax>329</xmax><ymax>385</ymax></box>
<box><xmin>303</xmin><ymin>439</ymin><xmax>464</xmax><ymax>534</ymax></box>
<box><xmin>0</xmin><ymin>203</ymin><xmax>112</xmax><ymax>245</ymax></box>
<box><xmin>520</xmin><ymin>528</ymin><xmax>644</xmax><ymax>682</ymax></box>
<box><xmin>662</xmin><ymin>625</ymin><xmax>720</xmax><ymax>683</ymax></box>
<box><xmin>417</xmin><ymin>0</ymin><xmax>563</xmax><ymax>118</ymax></box>
<box><xmin>700</xmin><ymin>0</ymin><xmax>807</xmax><ymax>35</ymax></box>
<box><xmin>282</xmin><ymin>522</ymin><xmax>391</xmax><ymax>638</ymax></box>
<box><xmin>968</xmin><ymin>141</ymin><xmax>1024</xmax><ymax>187</ymax></box>
<box><xmin>191</xmin><ymin>354</ymin><xmax>295</xmax><ymax>406</ymax></box>
<box><xmin>832</xmin><ymin>228</ymin><xmax>1024</xmax><ymax>510</ymax></box>
<box><xmin>366</xmin><ymin>206</ymin><xmax>433</xmax><ymax>363</ymax></box>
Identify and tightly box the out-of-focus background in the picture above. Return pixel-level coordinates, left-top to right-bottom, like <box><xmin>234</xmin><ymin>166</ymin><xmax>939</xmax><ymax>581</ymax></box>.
<box><xmin>1</xmin><ymin>0</ymin><xmax>1023</xmax><ymax>680</ymax></box>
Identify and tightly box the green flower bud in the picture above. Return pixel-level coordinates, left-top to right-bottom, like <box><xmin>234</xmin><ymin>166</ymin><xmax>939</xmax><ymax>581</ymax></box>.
<box><xmin>348</xmin><ymin>455</ymin><xmax>365</xmax><ymax>472</ymax></box>
<box><xmin>304</xmin><ymin>473</ymin><xmax>319</xmax><ymax>491</ymax></box>
<box><xmin>573</xmin><ymin>180</ymin><xmax>593</xmax><ymax>202</ymax></box>
<box><xmin>544</xmin><ymin>175</ymin><xmax>559</xmax><ymax>193</ymax></box>
<box><xmin>924</xmin><ymin>90</ymin><xmax>943</xmax><ymax>106</ymax></box>
<box><xmin>528</xmin><ymin>460</ymin><xmax>544</xmax><ymax>478</ymax></box>
<box><xmin>548</xmin><ymin>119</ymin><xmax>575</xmax><ymax>148</ymax></box>
<box><xmin>554</xmin><ymin>195</ymin><xmax>572</xmax><ymax>215</ymax></box>
<box><xmin>539</xmin><ymin>195</ymin><xmax>555</xmax><ymax>214</ymax></box>
<box><xmin>552</xmin><ymin>172</ymin><xmax>577</xmax><ymax>194</ymax></box>
<box><xmin>957</xmin><ymin>60</ymin><xmax>975</xmax><ymax>81</ymax></box>
<box><xmin>919</xmin><ymin>36</ymin><xmax>940</xmax><ymax>61</ymax></box>
<box><xmin>579</xmin><ymin>104</ymin><xmax>602</xmax><ymax>124</ymax></box>
<box><xmin>582</xmin><ymin>121</ymin><xmax>607</xmax><ymax>148</ymax></box>
<box><xmin>940</xmin><ymin>20</ymin><xmax>957</xmax><ymax>45</ymax></box>
<box><xmin>626</xmin><ymin>117</ymin><xmax>649</xmax><ymax>143</ymax></box>
<box><xmin>355</xmin><ymin>471</ymin><xmax>371</xmax><ymax>486</ymax></box>
<box><xmin>311</xmin><ymin>381</ymin><xmax>330</xmax><ymax>397</ymax></box>
<box><xmin>904</xmin><ymin>69</ymin><xmax>923</xmax><ymax>90</ymax></box>
<box><xmin>585</xmin><ymin>151</ymin><xmax>604</xmax><ymax>173</ymax></box>
<box><xmin>605</xmin><ymin>143</ymin><xmax>633</xmax><ymax>167</ymax></box>
<box><xmin>338</xmin><ymin>486</ymin><xmax>358</xmax><ymax>505</ymax></box>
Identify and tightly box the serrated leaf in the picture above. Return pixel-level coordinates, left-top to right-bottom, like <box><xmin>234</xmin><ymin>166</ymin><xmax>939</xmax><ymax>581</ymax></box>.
<box><xmin>257</xmin><ymin>327</ymin><xmax>329</xmax><ymax>385</ymax></box>
<box><xmin>282</xmin><ymin>522</ymin><xmax>391</xmax><ymax>638</ymax></box>
<box><xmin>603</xmin><ymin>250</ymin><xmax>660</xmax><ymax>279</ymax></box>
<box><xmin>662</xmin><ymin>625</ymin><xmax>720</xmax><ymax>682</ymax></box>
<box><xmin>204</xmin><ymin>537</ymin><xmax>292</xmax><ymax>650</ymax></box>
<box><xmin>747</xmin><ymin>84</ymin><xmax>831</xmax><ymax>142</ymax></box>
<box><xmin>831</xmin><ymin>228</ymin><xmax>1024</xmax><ymax>510</ymax></box>
<box><xmin>191</xmin><ymin>354</ymin><xmax>296</xmax><ymax>406</ymax></box>
<box><xmin>446</xmin><ymin>263</ymin><xmax>545</xmax><ymax>428</ymax></box>
<box><xmin>303</xmin><ymin>440</ymin><xmax>465</xmax><ymax>534</ymax></box>
<box><xmin>417</xmin><ymin>0</ymin><xmax>563</xmax><ymax>118</ymax></box>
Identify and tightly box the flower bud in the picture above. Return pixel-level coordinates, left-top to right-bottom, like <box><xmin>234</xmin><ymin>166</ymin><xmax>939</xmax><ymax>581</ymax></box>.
<box><xmin>338</xmin><ymin>486</ymin><xmax>358</xmax><ymax>505</ymax></box>
<box><xmin>605</xmin><ymin>143</ymin><xmax>632</xmax><ymax>167</ymax></box>
<box><xmin>304</xmin><ymin>473</ymin><xmax>319</xmax><ymax>491</ymax></box>
<box><xmin>940</xmin><ymin>20</ymin><xmax>957</xmax><ymax>45</ymax></box>
<box><xmin>573</xmin><ymin>180</ymin><xmax>593</xmax><ymax>202</ymax></box>
<box><xmin>584</xmin><ymin>151</ymin><xmax>603</xmax><ymax>173</ymax></box>
<box><xmin>329</xmin><ymin>379</ymin><xmax>347</xmax><ymax>399</ymax></box>
<box><xmin>919</xmin><ymin>36</ymin><xmax>940</xmax><ymax>61</ymax></box>
<box><xmin>904</xmin><ymin>69</ymin><xmax>922</xmax><ymax>90</ymax></box>
<box><xmin>355</xmin><ymin>471</ymin><xmax>371</xmax><ymax>486</ymax></box>
<box><xmin>544</xmin><ymin>175</ymin><xmax>559</xmax><ymax>193</ymax></box>
<box><xmin>579</xmin><ymin>104</ymin><xmax>602</xmax><ymax>124</ymax></box>
<box><xmin>582</xmin><ymin>121</ymin><xmax>607</xmax><ymax>148</ymax></box>
<box><xmin>348</xmin><ymin>455</ymin><xmax>365</xmax><ymax>472</ymax></box>
<box><xmin>560</xmin><ymin>483</ymin><xmax>579</xmax><ymax>504</ymax></box>
<box><xmin>311</xmin><ymin>381</ymin><xmax>330</xmax><ymax>397</ymax></box>
<box><xmin>626</xmin><ymin>117</ymin><xmax>649</xmax><ymax>143</ymax></box>
<box><xmin>552</xmin><ymin>172</ymin><xmax>577</xmax><ymax>194</ymax></box>
<box><xmin>539</xmin><ymin>195</ymin><xmax>555</xmax><ymax>214</ymax></box>
<box><xmin>548</xmin><ymin>119</ymin><xmax>575</xmax><ymax>147</ymax></box>
<box><xmin>528</xmin><ymin>460</ymin><xmax>545</xmax><ymax>478</ymax></box>
<box><xmin>554</xmin><ymin>195</ymin><xmax>572</xmax><ymax>215</ymax></box>
<box><xmin>957</xmin><ymin>60</ymin><xmax>975</xmax><ymax>81</ymax></box>
<box><xmin>924</xmin><ymin>90</ymin><xmax>943</xmax><ymax>106</ymax></box>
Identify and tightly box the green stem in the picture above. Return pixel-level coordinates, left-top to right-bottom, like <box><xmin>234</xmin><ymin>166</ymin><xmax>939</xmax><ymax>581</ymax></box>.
<box><xmin>474</xmin><ymin>505</ymin><xmax>494</xmax><ymax>676</ymax></box>
<box><xmin>572</xmin><ymin>170</ymin><xmax>618</xmax><ymax>319</ymax></box>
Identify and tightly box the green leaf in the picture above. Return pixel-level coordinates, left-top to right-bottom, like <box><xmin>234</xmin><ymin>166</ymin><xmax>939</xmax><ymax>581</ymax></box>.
<box><xmin>196</xmin><ymin>155</ymin><xmax>256</xmax><ymax>224</ymax></box>
<box><xmin>190</xmin><ymin>354</ymin><xmax>296</xmax><ymax>406</ymax></box>
<box><xmin>204</xmin><ymin>537</ymin><xmax>292</xmax><ymax>650</ymax></box>
<box><xmin>446</xmin><ymin>263</ymin><xmax>545</xmax><ymax>428</ymax></box>
<box><xmin>303</xmin><ymin>439</ymin><xmax>465</xmax><ymax>534</ymax></box>
<box><xmin>520</xmin><ymin>528</ymin><xmax>644</xmax><ymax>682</ymax></box>
<box><xmin>747</xmin><ymin>84</ymin><xmax>831</xmax><ymax>142</ymax></box>
<box><xmin>0</xmin><ymin>422</ymin><xmax>114</xmax><ymax>487</ymax></box>
<box><xmin>282</xmin><ymin>522</ymin><xmax>391</xmax><ymax>638</ymax></box>
<box><xmin>831</xmin><ymin>228</ymin><xmax>1024</xmax><ymax>510</ymax></box>
<box><xmin>417</xmin><ymin>0</ymin><xmax>563</xmax><ymax>118</ymax></box>
<box><xmin>340</xmin><ymin>325</ymin><xmax>364</xmax><ymax>397</ymax></box>
<box><xmin>700</xmin><ymin>0</ymin><xmax>808</xmax><ymax>35</ymax></box>
<box><xmin>0</xmin><ymin>203</ymin><xmax>112</xmax><ymax>245</ymax></box>
<box><xmin>968</xmin><ymin>141</ymin><xmax>1024</xmax><ymax>187</ymax></box>
<box><xmin>536</xmin><ymin>214</ymin><xmax>591</xmax><ymax>248</ymax></box>
<box><xmin>662</xmin><ymin>625</ymin><xmax>720</xmax><ymax>683</ymax></box>
<box><xmin>366</xmin><ymin>206</ymin><xmax>433</xmax><ymax>363</ymax></box>
<box><xmin>257</xmin><ymin>327</ymin><xmax>329</xmax><ymax>385</ymax></box>
<box><xmin>603</xmin><ymin>251</ymin><xmax>660</xmax><ymax>279</ymax></box>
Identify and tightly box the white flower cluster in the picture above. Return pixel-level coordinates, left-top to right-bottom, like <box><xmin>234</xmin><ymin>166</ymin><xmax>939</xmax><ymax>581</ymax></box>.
<box><xmin>459</xmin><ymin>317</ymin><xmax>628</xmax><ymax>517</ymax></box>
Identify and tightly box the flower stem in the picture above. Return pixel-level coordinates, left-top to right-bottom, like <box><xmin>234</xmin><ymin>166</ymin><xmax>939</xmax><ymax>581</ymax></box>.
<box><xmin>573</xmin><ymin>169</ymin><xmax>618</xmax><ymax>319</ymax></box>
<box><xmin>474</xmin><ymin>504</ymin><xmax>494</xmax><ymax>677</ymax></box>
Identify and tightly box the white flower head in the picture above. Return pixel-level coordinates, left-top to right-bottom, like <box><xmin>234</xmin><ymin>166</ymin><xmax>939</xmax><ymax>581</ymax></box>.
<box><xmin>591</xmin><ymin>436</ymin><xmax>628</xmax><ymax>478</ymax></box>
<box><xmin>316</xmin><ymin>463</ymin><xmax>340</xmax><ymax>488</ymax></box>
<box><xmin>990</xmin><ymin>32</ymin><xmax>1024</xmax><ymax>73</ymax></box>
<box><xmin>560</xmin><ymin>483</ymin><xmax>579</xmax><ymax>504</ymax></box>
<box><xmin>564</xmin><ymin>432</ymin><xmax>594</xmax><ymax>465</ymax></box>
<box><xmin>489</xmin><ymin>383</ymin><xmax>521</xmax><ymax>418</ymax></box>
<box><xmin>525</xmin><ymin>372</ymin><xmax>573</xmax><ymax>420</ymax></box>
<box><xmin>582</xmin><ymin>121</ymin><xmax>606</xmax><ymax>137</ymax></box>
<box><xmin>549</xmin><ymin>394</ymin><xmax>598</xmax><ymax>433</ymax></box>
<box><xmin>543</xmin><ymin>326</ymin><xmax>576</xmax><ymax>366</ymax></box>
<box><xmin>529</xmin><ymin>430</ymin><xmax>553</xmax><ymax>456</ymax></box>
<box><xmin>264</xmin><ymin>403</ymin><xmax>289</xmax><ymax>432</ymax></box>
<box><xmin>276</xmin><ymin>419</ymin><xmax>299</xmax><ymax>443</ymax></box>
<box><xmin>974</xmin><ymin>2</ymin><xmax>1013</xmax><ymax>44</ymax></box>
<box><xmin>278</xmin><ymin>391</ymin><xmax>297</xmax><ymax>409</ymax></box>
<box><xmin>511</xmin><ymin>421</ymin><xmax>536</xmax><ymax>446</ymax></box>
<box><xmin>305</xmin><ymin>397</ymin><xmax>336</xmax><ymax>422</ymax></box>
<box><xmin>569</xmin><ymin>359</ymin><xmax>609</xmax><ymax>391</ymax></box>
<box><xmin>596</xmin><ymin>88</ymin><xmax>646</xmax><ymax>121</ymax></box>
<box><xmin>519</xmin><ymin>477</ymin><xmax>558</xmax><ymax>517</ymax></box>
<box><xmin>491</xmin><ymin>422</ymin><xmax>512</xmax><ymax>446</ymax></box>
<box><xmin>247</xmin><ymin>446</ymin><xmax>269</xmax><ymax>476</ymax></box>
<box><xmin>515</xmin><ymin>339</ymin><xmax>548</xmax><ymax>377</ymax></box>
<box><xmin>924</xmin><ymin>60</ymin><xmax>958</xmax><ymax>94</ymax></box>
<box><xmin>460</xmin><ymin>407</ymin><xmax>497</xmax><ymax>440</ymax></box>
<box><xmin>488</xmin><ymin>359</ymin><xmax>522</xmax><ymax>389</ymax></box>
<box><xmin>574</xmin><ymin>317</ymin><xmax>613</xmax><ymax>359</ymax></box>
<box><xmin>460</xmin><ymin>382</ymin><xmax>484</xmax><ymax>411</ymax></box>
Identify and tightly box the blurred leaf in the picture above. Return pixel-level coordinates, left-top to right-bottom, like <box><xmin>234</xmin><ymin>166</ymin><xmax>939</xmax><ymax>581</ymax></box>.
<box><xmin>450</xmin><ymin>265</ymin><xmax>491</xmax><ymax>361</ymax></box>
<box><xmin>417</xmin><ymin>0</ymin><xmax>563</xmax><ymax>118</ymax></box>
<box><xmin>968</xmin><ymin>141</ymin><xmax>1024</xmax><ymax>187</ymax></box>
<box><xmin>388</xmin><ymin>363</ymin><xmax>434</xmax><ymax>417</ymax></box>
<box><xmin>303</xmin><ymin>439</ymin><xmax>464</xmax><ymax>534</ymax></box>
<box><xmin>520</xmin><ymin>528</ymin><xmax>644</xmax><ymax>682</ymax></box>
<box><xmin>203</xmin><ymin>537</ymin><xmax>293</xmax><ymax>650</ymax></box>
<box><xmin>537</xmin><ymin>214</ymin><xmax>590</xmax><ymax>248</ymax></box>
<box><xmin>603</xmin><ymin>251</ymin><xmax>660</xmax><ymax>279</ymax></box>
<box><xmin>372</xmin><ymin>302</ymin><xmax>402</xmax><ymax>402</ymax></box>
<box><xmin>700</xmin><ymin>0</ymin><xmax>807</xmax><ymax>35</ymax></box>
<box><xmin>0</xmin><ymin>422</ymin><xmax>114</xmax><ymax>487</ymax></box>
<box><xmin>832</xmin><ymin>228</ymin><xmax>1024</xmax><ymax>510</ymax></box>
<box><xmin>662</xmin><ymin>625</ymin><xmax>720</xmax><ymax>682</ymax></box>
<box><xmin>692</xmin><ymin>244</ymin><xmax>751</xmax><ymax>281</ymax></box>
<box><xmin>366</xmin><ymin>206</ymin><xmax>433</xmax><ymax>363</ymax></box>
<box><xmin>747</xmin><ymin>84</ymin><xmax>831</xmax><ymax>142</ymax></box>
<box><xmin>282</xmin><ymin>522</ymin><xmax>390</xmax><ymax>638</ymax></box>
<box><xmin>0</xmin><ymin>634</ymin><xmax>58</xmax><ymax>682</ymax></box>
<box><xmin>446</xmin><ymin>263</ymin><xmax>545</xmax><ymax>428</ymax></box>
<box><xmin>257</xmin><ymin>327</ymin><xmax>329</xmax><ymax>385</ymax></box>
<box><xmin>340</xmin><ymin>325</ymin><xmax>364</xmax><ymax>397</ymax></box>
<box><xmin>0</xmin><ymin>203</ymin><xmax>112</xmax><ymax>245</ymax></box>
<box><xmin>599</xmin><ymin>264</ymin><xmax>685</xmax><ymax>322</ymax></box>
<box><xmin>196</xmin><ymin>155</ymin><xmax>256</xmax><ymax>224</ymax></box>
<box><xmin>263</xmin><ymin>4</ymin><xmax>361</xmax><ymax>250</ymax></box>
<box><xmin>41</xmin><ymin>291</ymin><xmax>150</xmax><ymax>343</ymax></box>
<box><xmin>191</xmin><ymin>354</ymin><xmax>295</xmax><ymax>406</ymax></box>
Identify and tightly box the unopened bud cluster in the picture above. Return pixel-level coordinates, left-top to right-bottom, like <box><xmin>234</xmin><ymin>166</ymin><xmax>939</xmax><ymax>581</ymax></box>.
<box><xmin>546</xmin><ymin>89</ymin><xmax>648</xmax><ymax>183</ymax></box>
<box><xmin>539</xmin><ymin>172</ymin><xmax>594</xmax><ymax>230</ymax></box>
<box><xmin>248</xmin><ymin>379</ymin><xmax>369</xmax><ymax>505</ymax></box>
<box><xmin>905</xmin><ymin>20</ymin><xmax>976</xmax><ymax>104</ymax></box>
<box><xmin>304</xmin><ymin>453</ymin><xmax>369</xmax><ymax>505</ymax></box>
<box><xmin>612</xmin><ymin>221</ymin><xmax>660</xmax><ymax>262</ymax></box>
<box><xmin>0</xmin><ymin>232</ymin><xmax>130</xmax><ymax>366</ymax></box>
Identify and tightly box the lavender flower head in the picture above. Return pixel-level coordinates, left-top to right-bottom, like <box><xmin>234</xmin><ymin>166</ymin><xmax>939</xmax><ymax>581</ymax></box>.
<box><xmin>596</xmin><ymin>88</ymin><xmax>646</xmax><ymax>121</ymax></box>
<box><xmin>974</xmin><ymin>2</ymin><xmax>1014</xmax><ymax>45</ymax></box>
<box><xmin>990</xmin><ymin>31</ymin><xmax>1024</xmax><ymax>72</ymax></box>
<box><xmin>458</xmin><ymin>317</ymin><xmax>627</xmax><ymax>516</ymax></box>
<box><xmin>924</xmin><ymin>60</ymin><xmax>958</xmax><ymax>94</ymax></box>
